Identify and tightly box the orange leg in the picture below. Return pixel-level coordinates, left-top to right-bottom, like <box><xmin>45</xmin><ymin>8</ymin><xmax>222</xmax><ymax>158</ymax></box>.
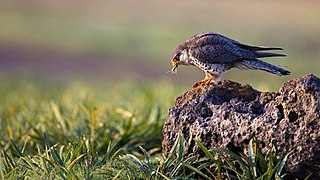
<box><xmin>192</xmin><ymin>79</ymin><xmax>210</xmax><ymax>88</ymax></box>
<box><xmin>192</xmin><ymin>72</ymin><xmax>219</xmax><ymax>89</ymax></box>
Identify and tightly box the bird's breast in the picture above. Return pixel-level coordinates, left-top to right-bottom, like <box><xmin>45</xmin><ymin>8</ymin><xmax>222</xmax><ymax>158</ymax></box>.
<box><xmin>194</xmin><ymin>61</ymin><xmax>230</xmax><ymax>75</ymax></box>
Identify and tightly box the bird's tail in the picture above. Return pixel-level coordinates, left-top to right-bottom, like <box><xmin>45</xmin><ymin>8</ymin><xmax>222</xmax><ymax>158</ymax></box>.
<box><xmin>255</xmin><ymin>51</ymin><xmax>286</xmax><ymax>58</ymax></box>
<box><xmin>237</xmin><ymin>44</ymin><xmax>284</xmax><ymax>51</ymax></box>
<box><xmin>237</xmin><ymin>44</ymin><xmax>287</xmax><ymax>58</ymax></box>
<box><xmin>236</xmin><ymin>59</ymin><xmax>290</xmax><ymax>76</ymax></box>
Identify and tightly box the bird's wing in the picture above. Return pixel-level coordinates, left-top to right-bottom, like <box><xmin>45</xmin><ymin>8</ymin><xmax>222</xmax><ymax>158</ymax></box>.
<box><xmin>189</xmin><ymin>45</ymin><xmax>241</xmax><ymax>63</ymax></box>
<box><xmin>187</xmin><ymin>32</ymin><xmax>241</xmax><ymax>48</ymax></box>
<box><xmin>187</xmin><ymin>33</ymin><xmax>256</xmax><ymax>63</ymax></box>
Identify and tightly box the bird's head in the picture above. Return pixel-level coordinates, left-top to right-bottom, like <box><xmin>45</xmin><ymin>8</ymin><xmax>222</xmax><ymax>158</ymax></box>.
<box><xmin>171</xmin><ymin>44</ymin><xmax>190</xmax><ymax>70</ymax></box>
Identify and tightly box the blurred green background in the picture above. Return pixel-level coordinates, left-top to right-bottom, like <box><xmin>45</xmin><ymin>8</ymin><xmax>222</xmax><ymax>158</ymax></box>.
<box><xmin>1</xmin><ymin>0</ymin><xmax>319</xmax><ymax>91</ymax></box>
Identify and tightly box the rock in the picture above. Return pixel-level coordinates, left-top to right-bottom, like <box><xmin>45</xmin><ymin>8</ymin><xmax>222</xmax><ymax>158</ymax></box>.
<box><xmin>162</xmin><ymin>74</ymin><xmax>320</xmax><ymax>179</ymax></box>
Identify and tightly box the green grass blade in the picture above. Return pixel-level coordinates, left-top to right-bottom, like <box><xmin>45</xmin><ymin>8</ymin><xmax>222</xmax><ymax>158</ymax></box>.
<box><xmin>276</xmin><ymin>150</ymin><xmax>293</xmax><ymax>175</ymax></box>
<box><xmin>194</xmin><ymin>139</ymin><xmax>215</xmax><ymax>160</ymax></box>
<box><xmin>177</xmin><ymin>132</ymin><xmax>184</xmax><ymax>161</ymax></box>
<box><xmin>213</xmin><ymin>147</ymin><xmax>249</xmax><ymax>170</ymax></box>
<box><xmin>303</xmin><ymin>172</ymin><xmax>313</xmax><ymax>180</ymax></box>
<box><xmin>2</xmin><ymin>150</ymin><xmax>16</xmax><ymax>171</ymax></box>
<box><xmin>43</xmin><ymin>133</ymin><xmax>65</xmax><ymax>167</ymax></box>
<box><xmin>121</xmin><ymin>154</ymin><xmax>150</xmax><ymax>176</ymax></box>
<box><xmin>110</xmin><ymin>148</ymin><xmax>123</xmax><ymax>161</ymax></box>
<box><xmin>3</xmin><ymin>167</ymin><xmax>18</xmax><ymax>179</ymax></box>
<box><xmin>248</xmin><ymin>138</ymin><xmax>257</xmax><ymax>177</ymax></box>
<box><xmin>0</xmin><ymin>152</ymin><xmax>4</xmax><ymax>180</ymax></box>
<box><xmin>10</xmin><ymin>139</ymin><xmax>24</xmax><ymax>157</ymax></box>
<box><xmin>180</xmin><ymin>161</ymin><xmax>211</xmax><ymax>180</ymax></box>
<box><xmin>67</xmin><ymin>154</ymin><xmax>85</xmax><ymax>171</ymax></box>
<box><xmin>51</xmin><ymin>101</ymin><xmax>68</xmax><ymax>134</ymax></box>
<box><xmin>112</xmin><ymin>168</ymin><xmax>125</xmax><ymax>180</ymax></box>
<box><xmin>162</xmin><ymin>133</ymin><xmax>181</xmax><ymax>170</ymax></box>
<box><xmin>139</xmin><ymin>146</ymin><xmax>151</xmax><ymax>167</ymax></box>
<box><xmin>156</xmin><ymin>171</ymin><xmax>170</xmax><ymax>180</ymax></box>
<box><xmin>257</xmin><ymin>150</ymin><xmax>267</xmax><ymax>173</ymax></box>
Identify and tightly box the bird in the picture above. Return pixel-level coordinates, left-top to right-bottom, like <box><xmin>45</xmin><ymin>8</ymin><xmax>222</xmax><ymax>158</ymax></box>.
<box><xmin>170</xmin><ymin>32</ymin><xmax>290</xmax><ymax>88</ymax></box>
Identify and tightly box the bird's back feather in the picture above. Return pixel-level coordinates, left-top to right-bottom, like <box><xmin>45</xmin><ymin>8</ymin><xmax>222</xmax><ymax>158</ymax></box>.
<box><xmin>185</xmin><ymin>32</ymin><xmax>286</xmax><ymax>64</ymax></box>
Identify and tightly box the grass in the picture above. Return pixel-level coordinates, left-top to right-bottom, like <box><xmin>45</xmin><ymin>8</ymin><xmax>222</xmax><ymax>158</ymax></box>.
<box><xmin>121</xmin><ymin>134</ymin><xmax>291</xmax><ymax>179</ymax></box>
<box><xmin>0</xmin><ymin>80</ymin><xmax>293</xmax><ymax>179</ymax></box>
<box><xmin>0</xmin><ymin>80</ymin><xmax>176</xmax><ymax>178</ymax></box>
<box><xmin>1</xmin><ymin>80</ymin><xmax>178</xmax><ymax>153</ymax></box>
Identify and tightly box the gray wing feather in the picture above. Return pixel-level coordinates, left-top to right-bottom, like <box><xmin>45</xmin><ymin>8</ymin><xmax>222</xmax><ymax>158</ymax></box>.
<box><xmin>187</xmin><ymin>33</ymin><xmax>256</xmax><ymax>63</ymax></box>
<box><xmin>185</xmin><ymin>32</ymin><xmax>286</xmax><ymax>65</ymax></box>
<box><xmin>190</xmin><ymin>45</ymin><xmax>243</xmax><ymax>63</ymax></box>
<box><xmin>188</xmin><ymin>32</ymin><xmax>241</xmax><ymax>47</ymax></box>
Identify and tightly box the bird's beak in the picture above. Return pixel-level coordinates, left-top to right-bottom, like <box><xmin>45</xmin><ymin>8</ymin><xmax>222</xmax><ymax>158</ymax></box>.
<box><xmin>171</xmin><ymin>58</ymin><xmax>179</xmax><ymax>73</ymax></box>
<box><xmin>171</xmin><ymin>57</ymin><xmax>180</xmax><ymax>66</ymax></box>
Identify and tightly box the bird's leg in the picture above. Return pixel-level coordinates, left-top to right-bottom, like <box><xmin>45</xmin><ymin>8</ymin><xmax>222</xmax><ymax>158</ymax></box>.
<box><xmin>192</xmin><ymin>73</ymin><xmax>219</xmax><ymax>89</ymax></box>
<box><xmin>192</xmin><ymin>79</ymin><xmax>209</xmax><ymax>89</ymax></box>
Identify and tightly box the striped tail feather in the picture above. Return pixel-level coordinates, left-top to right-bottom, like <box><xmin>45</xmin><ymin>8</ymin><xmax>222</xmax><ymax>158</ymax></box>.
<box><xmin>236</xmin><ymin>59</ymin><xmax>290</xmax><ymax>76</ymax></box>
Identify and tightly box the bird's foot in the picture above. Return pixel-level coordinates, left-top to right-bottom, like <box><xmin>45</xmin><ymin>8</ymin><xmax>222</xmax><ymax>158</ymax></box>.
<box><xmin>192</xmin><ymin>79</ymin><xmax>214</xmax><ymax>89</ymax></box>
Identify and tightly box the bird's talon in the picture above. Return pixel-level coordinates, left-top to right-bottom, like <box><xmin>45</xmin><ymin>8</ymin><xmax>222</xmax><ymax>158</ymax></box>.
<box><xmin>192</xmin><ymin>82</ymin><xmax>200</xmax><ymax>89</ymax></box>
<box><xmin>192</xmin><ymin>79</ymin><xmax>210</xmax><ymax>89</ymax></box>
<box><xmin>205</xmin><ymin>80</ymin><xmax>212</xmax><ymax>86</ymax></box>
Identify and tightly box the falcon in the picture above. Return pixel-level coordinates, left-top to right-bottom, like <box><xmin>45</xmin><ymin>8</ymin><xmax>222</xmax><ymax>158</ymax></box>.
<box><xmin>171</xmin><ymin>32</ymin><xmax>290</xmax><ymax>88</ymax></box>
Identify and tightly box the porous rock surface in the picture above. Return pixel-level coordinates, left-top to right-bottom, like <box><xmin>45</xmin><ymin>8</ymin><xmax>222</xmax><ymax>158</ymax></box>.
<box><xmin>162</xmin><ymin>74</ymin><xmax>320</xmax><ymax>179</ymax></box>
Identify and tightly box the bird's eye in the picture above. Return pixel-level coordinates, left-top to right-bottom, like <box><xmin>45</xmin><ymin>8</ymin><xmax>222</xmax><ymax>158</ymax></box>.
<box><xmin>175</xmin><ymin>53</ymin><xmax>181</xmax><ymax>60</ymax></box>
<box><xmin>172</xmin><ymin>54</ymin><xmax>180</xmax><ymax>63</ymax></box>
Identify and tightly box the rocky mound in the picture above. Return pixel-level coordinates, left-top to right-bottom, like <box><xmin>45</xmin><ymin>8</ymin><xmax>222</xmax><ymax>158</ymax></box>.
<box><xmin>162</xmin><ymin>74</ymin><xmax>320</xmax><ymax>179</ymax></box>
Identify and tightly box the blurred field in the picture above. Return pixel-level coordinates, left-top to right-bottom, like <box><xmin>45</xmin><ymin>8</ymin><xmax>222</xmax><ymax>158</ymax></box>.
<box><xmin>1</xmin><ymin>0</ymin><xmax>320</xmax><ymax>90</ymax></box>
